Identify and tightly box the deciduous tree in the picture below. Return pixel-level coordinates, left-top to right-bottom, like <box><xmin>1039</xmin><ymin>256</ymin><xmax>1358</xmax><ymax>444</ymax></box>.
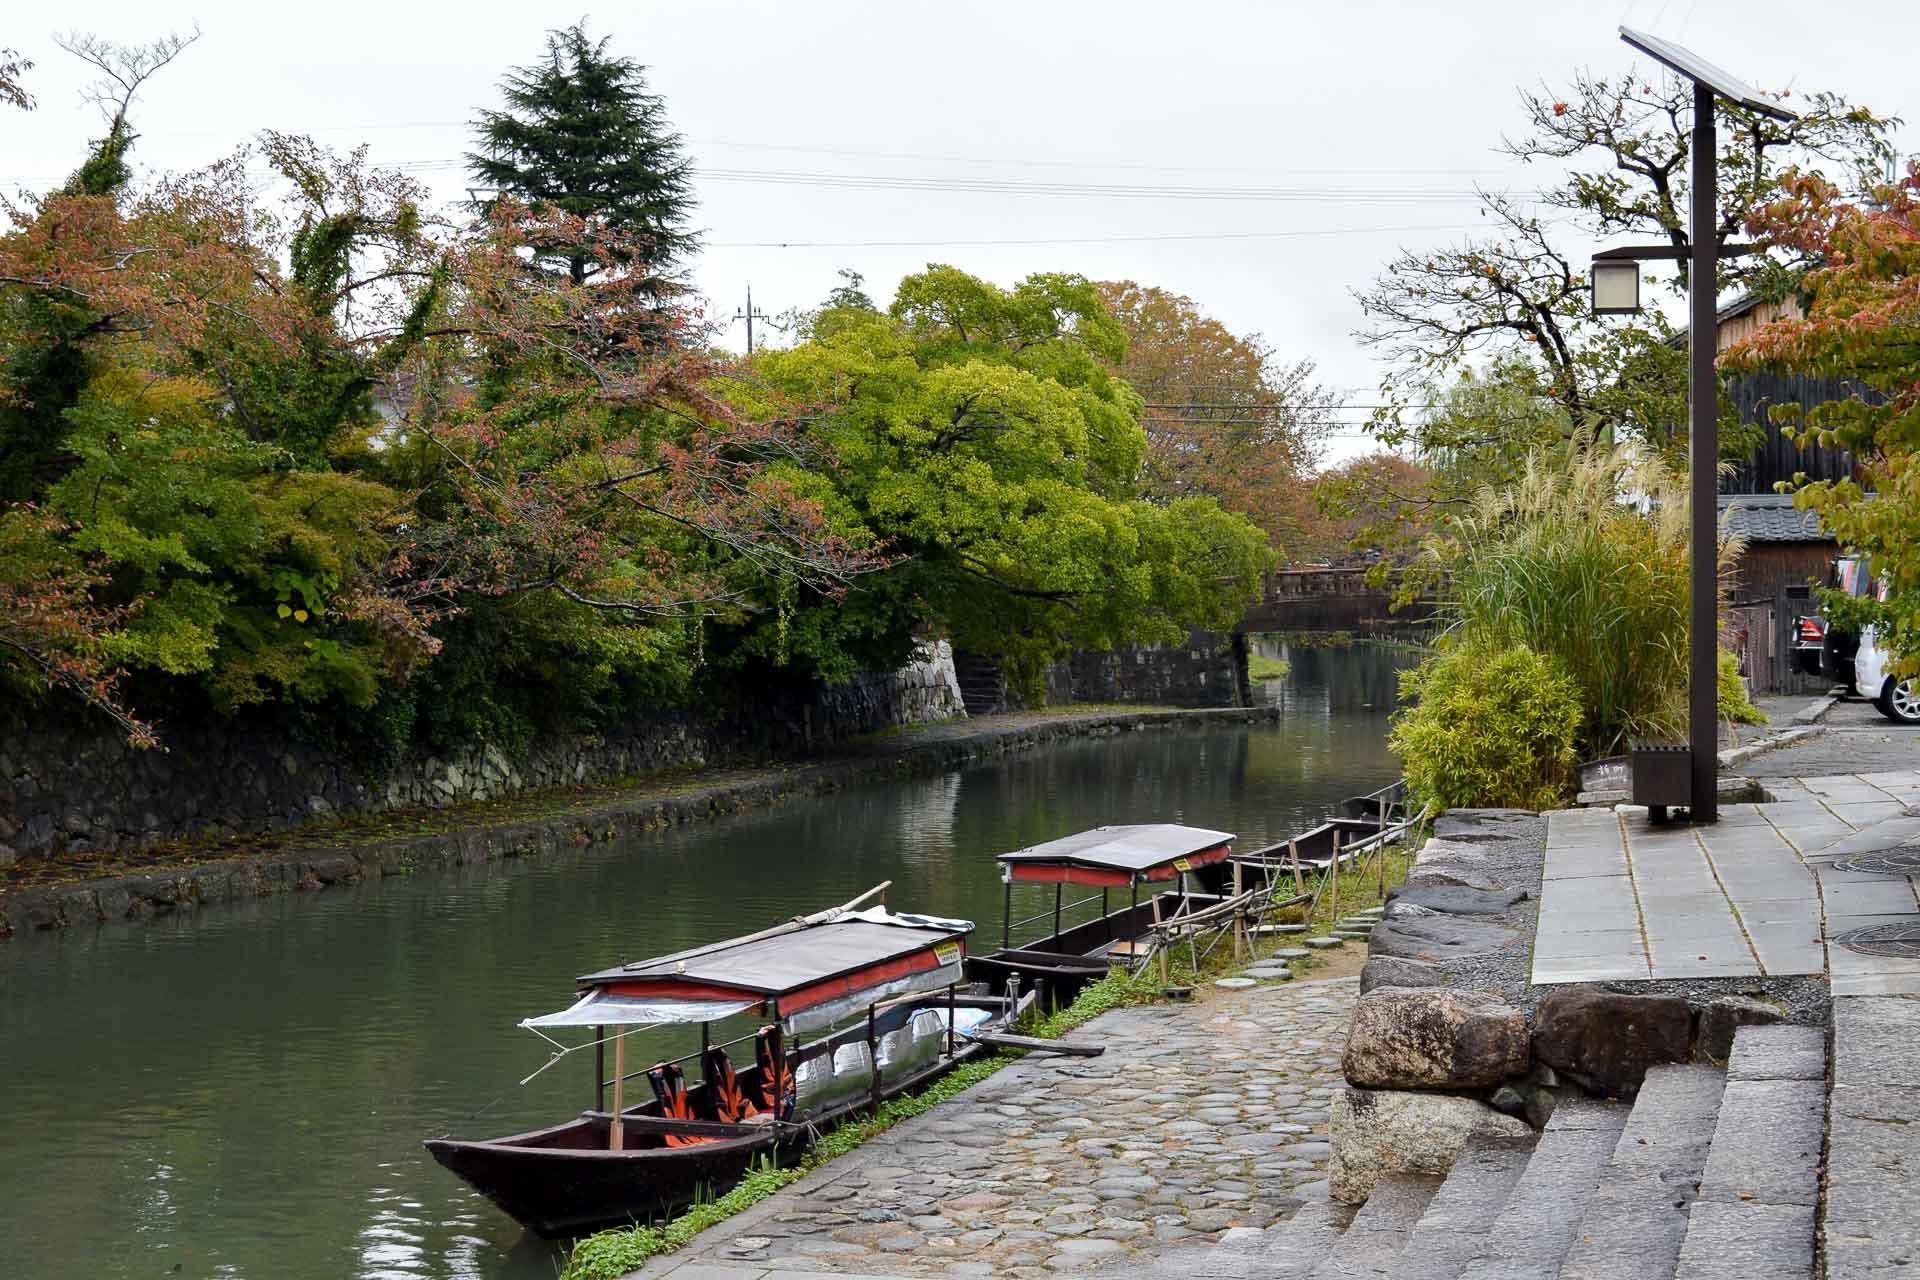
<box><xmin>1094</xmin><ymin>280</ymin><xmax>1329</xmax><ymax>554</ymax></box>
<box><xmin>1355</xmin><ymin>69</ymin><xmax>1894</xmax><ymax>464</ymax></box>
<box><xmin>1725</xmin><ymin>162</ymin><xmax>1920</xmax><ymax>676</ymax></box>
<box><xmin>744</xmin><ymin>268</ymin><xmax>1273</xmax><ymax>695</ymax></box>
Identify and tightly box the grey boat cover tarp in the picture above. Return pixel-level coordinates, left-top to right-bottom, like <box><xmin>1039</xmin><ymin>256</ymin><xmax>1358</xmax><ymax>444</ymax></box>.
<box><xmin>554</xmin><ymin>905</ymin><xmax>972</xmax><ymax>1018</ymax></box>
<box><xmin>996</xmin><ymin>824</ymin><xmax>1235</xmax><ymax>884</ymax></box>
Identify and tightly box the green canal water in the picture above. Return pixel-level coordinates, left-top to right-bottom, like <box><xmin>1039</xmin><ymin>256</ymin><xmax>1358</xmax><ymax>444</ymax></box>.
<box><xmin>0</xmin><ymin>643</ymin><xmax>1409</xmax><ymax>1280</ymax></box>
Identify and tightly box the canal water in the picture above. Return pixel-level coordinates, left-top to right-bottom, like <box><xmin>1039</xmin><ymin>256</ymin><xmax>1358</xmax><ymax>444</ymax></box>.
<box><xmin>0</xmin><ymin>643</ymin><xmax>1410</xmax><ymax>1280</ymax></box>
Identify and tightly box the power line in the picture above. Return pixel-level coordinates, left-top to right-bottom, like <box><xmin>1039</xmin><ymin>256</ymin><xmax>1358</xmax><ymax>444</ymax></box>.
<box><xmin>690</xmin><ymin>168</ymin><xmax>1488</xmax><ymax>203</ymax></box>
<box><xmin>708</xmin><ymin>223</ymin><xmax>1478</xmax><ymax>249</ymax></box>
<box><xmin>140</xmin><ymin>117</ymin><xmax>1526</xmax><ymax>182</ymax></box>
<box><xmin>358</xmin><ymin>158</ymin><xmax>1496</xmax><ymax>204</ymax></box>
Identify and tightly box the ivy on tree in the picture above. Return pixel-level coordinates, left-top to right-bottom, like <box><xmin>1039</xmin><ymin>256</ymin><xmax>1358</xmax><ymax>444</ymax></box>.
<box><xmin>468</xmin><ymin>22</ymin><xmax>698</xmax><ymax>291</ymax></box>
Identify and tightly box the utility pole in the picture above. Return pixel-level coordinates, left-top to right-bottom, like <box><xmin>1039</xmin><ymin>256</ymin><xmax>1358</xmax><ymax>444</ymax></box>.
<box><xmin>732</xmin><ymin>286</ymin><xmax>770</xmax><ymax>355</ymax></box>
<box><xmin>1594</xmin><ymin>26</ymin><xmax>1797</xmax><ymax>824</ymax></box>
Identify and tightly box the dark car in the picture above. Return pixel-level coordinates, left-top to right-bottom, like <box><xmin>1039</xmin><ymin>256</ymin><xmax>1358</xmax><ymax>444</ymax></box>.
<box><xmin>1793</xmin><ymin>555</ymin><xmax>1873</xmax><ymax>690</ymax></box>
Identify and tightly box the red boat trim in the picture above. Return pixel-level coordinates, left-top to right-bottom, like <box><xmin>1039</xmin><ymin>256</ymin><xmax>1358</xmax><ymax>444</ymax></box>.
<box><xmin>1004</xmin><ymin>842</ymin><xmax>1230</xmax><ymax>886</ymax></box>
<box><xmin>596</xmin><ymin>940</ymin><xmax>963</xmax><ymax>1014</ymax></box>
<box><xmin>776</xmin><ymin>944</ymin><xmax>958</xmax><ymax>1016</ymax></box>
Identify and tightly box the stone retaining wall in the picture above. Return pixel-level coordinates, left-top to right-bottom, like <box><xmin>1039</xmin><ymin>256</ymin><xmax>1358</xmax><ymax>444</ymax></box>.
<box><xmin>957</xmin><ymin>631</ymin><xmax>1249</xmax><ymax>716</ymax></box>
<box><xmin>1</xmin><ymin>642</ymin><xmax>965</xmax><ymax>863</ymax></box>
<box><xmin>0</xmin><ymin>705</ymin><xmax>1281</xmax><ymax>937</ymax></box>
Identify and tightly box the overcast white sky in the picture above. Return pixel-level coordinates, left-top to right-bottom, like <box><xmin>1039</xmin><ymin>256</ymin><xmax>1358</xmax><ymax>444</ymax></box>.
<box><xmin>7</xmin><ymin>0</ymin><xmax>1918</xmax><ymax>462</ymax></box>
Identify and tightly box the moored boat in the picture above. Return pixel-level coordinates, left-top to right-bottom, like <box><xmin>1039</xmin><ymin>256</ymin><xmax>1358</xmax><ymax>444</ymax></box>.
<box><xmin>425</xmin><ymin>887</ymin><xmax>1027</xmax><ymax>1237</ymax></box>
<box><xmin>964</xmin><ymin>824</ymin><xmax>1238</xmax><ymax>1002</ymax></box>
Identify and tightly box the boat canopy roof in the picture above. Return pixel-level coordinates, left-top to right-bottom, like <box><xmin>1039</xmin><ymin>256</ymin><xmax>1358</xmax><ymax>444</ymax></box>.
<box><xmin>538</xmin><ymin>907</ymin><xmax>973</xmax><ymax>1026</ymax></box>
<box><xmin>997</xmin><ymin>824</ymin><xmax>1235</xmax><ymax>886</ymax></box>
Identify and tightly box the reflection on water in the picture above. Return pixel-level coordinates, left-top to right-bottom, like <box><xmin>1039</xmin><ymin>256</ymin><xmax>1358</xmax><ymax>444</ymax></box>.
<box><xmin>0</xmin><ymin>645</ymin><xmax>1412</xmax><ymax>1280</ymax></box>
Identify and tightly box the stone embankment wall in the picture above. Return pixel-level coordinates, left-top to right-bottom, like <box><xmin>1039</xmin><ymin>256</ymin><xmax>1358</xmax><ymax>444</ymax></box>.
<box><xmin>1</xmin><ymin>642</ymin><xmax>965</xmax><ymax>862</ymax></box>
<box><xmin>955</xmin><ymin>631</ymin><xmax>1248</xmax><ymax>716</ymax></box>
<box><xmin>0</xmin><ymin>705</ymin><xmax>1282</xmax><ymax>936</ymax></box>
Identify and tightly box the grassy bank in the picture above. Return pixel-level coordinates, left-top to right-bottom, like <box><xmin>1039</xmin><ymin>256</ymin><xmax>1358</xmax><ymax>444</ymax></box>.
<box><xmin>1248</xmin><ymin>654</ymin><xmax>1292</xmax><ymax>682</ymax></box>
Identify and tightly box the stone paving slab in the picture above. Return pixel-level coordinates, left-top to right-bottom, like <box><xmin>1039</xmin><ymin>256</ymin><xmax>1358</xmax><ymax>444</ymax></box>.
<box><xmin>1536</xmin><ymin>773</ymin><xmax>1920</xmax><ymax>985</ymax></box>
<box><xmin>642</xmin><ymin>978</ymin><xmax>1359</xmax><ymax>1278</ymax></box>
<box><xmin>1695</xmin><ymin>1078</ymin><xmax>1825</xmax><ymax>1208</ymax></box>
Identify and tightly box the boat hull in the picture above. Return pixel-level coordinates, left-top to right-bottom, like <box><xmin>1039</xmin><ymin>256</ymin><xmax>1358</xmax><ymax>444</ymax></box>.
<box><xmin>429</xmin><ymin>992</ymin><xmax>1021</xmax><ymax>1237</ymax></box>
<box><xmin>426</xmin><ymin>1115</ymin><xmax>773</xmax><ymax>1237</ymax></box>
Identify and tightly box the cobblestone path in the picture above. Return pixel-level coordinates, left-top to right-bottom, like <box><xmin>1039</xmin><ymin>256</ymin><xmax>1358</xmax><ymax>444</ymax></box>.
<box><xmin>641</xmin><ymin>975</ymin><xmax>1357</xmax><ymax>1277</ymax></box>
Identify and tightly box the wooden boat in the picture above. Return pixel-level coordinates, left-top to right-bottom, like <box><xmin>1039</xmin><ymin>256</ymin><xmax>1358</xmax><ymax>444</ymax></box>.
<box><xmin>1205</xmin><ymin>781</ymin><xmax>1413</xmax><ymax>896</ymax></box>
<box><xmin>425</xmin><ymin>887</ymin><xmax>1027</xmax><ymax>1237</ymax></box>
<box><xmin>965</xmin><ymin>784</ymin><xmax>1418</xmax><ymax>1000</ymax></box>
<box><xmin>964</xmin><ymin>824</ymin><xmax>1237</xmax><ymax>1002</ymax></box>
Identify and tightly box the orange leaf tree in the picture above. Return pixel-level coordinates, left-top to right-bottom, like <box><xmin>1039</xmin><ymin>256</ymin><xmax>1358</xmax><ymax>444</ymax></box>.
<box><xmin>1725</xmin><ymin>162</ymin><xmax>1920</xmax><ymax>674</ymax></box>
<box><xmin>1094</xmin><ymin>281</ymin><xmax>1330</xmax><ymax>558</ymax></box>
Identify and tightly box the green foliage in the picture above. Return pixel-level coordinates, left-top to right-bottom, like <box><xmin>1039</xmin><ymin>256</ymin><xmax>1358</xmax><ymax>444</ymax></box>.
<box><xmin>0</xmin><ymin>284</ymin><xmax>97</xmax><ymax>503</ymax></box>
<box><xmin>1719</xmin><ymin>649</ymin><xmax>1766</xmax><ymax>727</ymax></box>
<box><xmin>65</xmin><ymin>116</ymin><xmax>133</xmax><ymax>197</ymax></box>
<box><xmin>1424</xmin><ymin>441</ymin><xmax>1733</xmax><ymax>758</ymax></box>
<box><xmin>3</xmin><ymin>72</ymin><xmax>1268</xmax><ymax>765</ymax></box>
<box><xmin>1247</xmin><ymin>653</ymin><xmax>1291</xmax><ymax>681</ymax></box>
<box><xmin>41</xmin><ymin>369</ymin><xmax>403</xmax><ymax>712</ymax></box>
<box><xmin>1389</xmin><ymin>641</ymin><xmax>1584</xmax><ymax>811</ymax></box>
<box><xmin>746</xmin><ymin>268</ymin><xmax>1273</xmax><ymax>685</ymax></box>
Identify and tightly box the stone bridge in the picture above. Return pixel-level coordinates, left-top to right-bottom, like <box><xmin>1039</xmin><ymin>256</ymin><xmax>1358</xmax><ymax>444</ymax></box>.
<box><xmin>1243</xmin><ymin>566</ymin><xmax>1435</xmax><ymax>633</ymax></box>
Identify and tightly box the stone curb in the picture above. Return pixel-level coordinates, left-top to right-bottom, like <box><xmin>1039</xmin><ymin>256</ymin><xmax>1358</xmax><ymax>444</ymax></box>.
<box><xmin>1790</xmin><ymin>690</ymin><xmax>1842</xmax><ymax>725</ymax></box>
<box><xmin>1719</xmin><ymin>723</ymin><xmax>1825</xmax><ymax>770</ymax></box>
<box><xmin>0</xmin><ymin>705</ymin><xmax>1279</xmax><ymax>939</ymax></box>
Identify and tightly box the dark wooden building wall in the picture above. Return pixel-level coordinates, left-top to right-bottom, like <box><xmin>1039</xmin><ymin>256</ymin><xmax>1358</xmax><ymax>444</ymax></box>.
<box><xmin>1726</xmin><ymin>541</ymin><xmax>1835</xmax><ymax>695</ymax></box>
<box><xmin>1720</xmin><ymin>372</ymin><xmax>1865</xmax><ymax>495</ymax></box>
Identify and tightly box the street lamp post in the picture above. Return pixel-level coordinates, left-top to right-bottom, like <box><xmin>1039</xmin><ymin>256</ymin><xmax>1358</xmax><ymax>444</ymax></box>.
<box><xmin>1591</xmin><ymin>27</ymin><xmax>1795</xmax><ymax>824</ymax></box>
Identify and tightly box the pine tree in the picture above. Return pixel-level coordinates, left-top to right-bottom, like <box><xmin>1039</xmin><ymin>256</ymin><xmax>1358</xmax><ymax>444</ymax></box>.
<box><xmin>469</xmin><ymin>23</ymin><xmax>698</xmax><ymax>291</ymax></box>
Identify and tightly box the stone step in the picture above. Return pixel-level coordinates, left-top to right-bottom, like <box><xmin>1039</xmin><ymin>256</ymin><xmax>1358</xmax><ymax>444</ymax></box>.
<box><xmin>1383</xmin><ymin>1137</ymin><xmax>1534</xmax><ymax>1280</ymax></box>
<box><xmin>1823</xmin><ymin>1000</ymin><xmax>1919</xmax><ymax>1280</ymax></box>
<box><xmin>1557</xmin><ymin>1063</ymin><xmax>1726</xmax><ymax>1280</ymax></box>
<box><xmin>1305</xmin><ymin>936</ymin><xmax>1345</xmax><ymax>949</ymax></box>
<box><xmin>1675</xmin><ymin>1024</ymin><xmax>1827</xmax><ymax>1280</ymax></box>
<box><xmin>1308</xmin><ymin>1172</ymin><xmax>1443</xmax><ymax>1280</ymax></box>
<box><xmin>1333</xmin><ymin>930</ymin><xmax>1373</xmax><ymax>941</ymax></box>
<box><xmin>1456</xmin><ymin>1096</ymin><xmax>1630</xmax><ymax>1280</ymax></box>
<box><xmin>1254</xmin><ymin>924</ymin><xmax>1310</xmax><ymax>936</ymax></box>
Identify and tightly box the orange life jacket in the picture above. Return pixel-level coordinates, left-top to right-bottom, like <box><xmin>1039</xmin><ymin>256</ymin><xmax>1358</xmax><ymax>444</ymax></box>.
<box><xmin>754</xmin><ymin>1025</ymin><xmax>795</xmax><ymax>1120</ymax></box>
<box><xmin>646</xmin><ymin>1062</ymin><xmax>717</xmax><ymax>1148</ymax></box>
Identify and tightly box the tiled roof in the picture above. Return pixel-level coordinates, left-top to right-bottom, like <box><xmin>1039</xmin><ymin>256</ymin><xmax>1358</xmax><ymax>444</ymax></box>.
<box><xmin>1718</xmin><ymin>493</ymin><xmax>1829</xmax><ymax>542</ymax></box>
